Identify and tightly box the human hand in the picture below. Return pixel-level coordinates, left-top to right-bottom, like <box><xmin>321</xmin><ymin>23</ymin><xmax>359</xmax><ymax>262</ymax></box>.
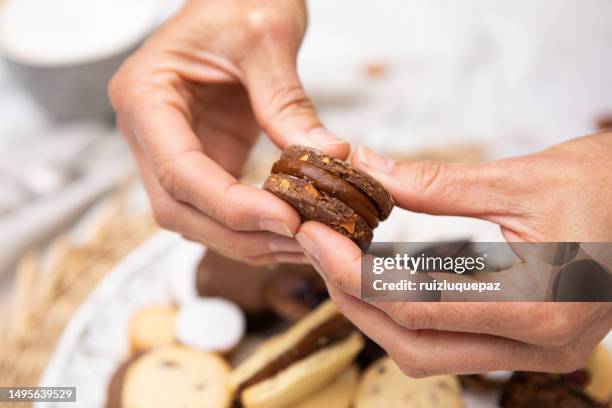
<box><xmin>109</xmin><ymin>0</ymin><xmax>349</xmax><ymax>265</ymax></box>
<box><xmin>295</xmin><ymin>132</ymin><xmax>612</xmax><ymax>376</ymax></box>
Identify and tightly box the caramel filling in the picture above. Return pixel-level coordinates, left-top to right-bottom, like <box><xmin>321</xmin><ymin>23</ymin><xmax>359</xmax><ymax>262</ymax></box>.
<box><xmin>272</xmin><ymin>159</ymin><xmax>379</xmax><ymax>227</ymax></box>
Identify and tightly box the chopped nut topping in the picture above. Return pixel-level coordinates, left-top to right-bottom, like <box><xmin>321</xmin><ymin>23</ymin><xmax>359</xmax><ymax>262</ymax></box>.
<box><xmin>340</xmin><ymin>215</ymin><xmax>358</xmax><ymax>234</ymax></box>
<box><xmin>303</xmin><ymin>184</ymin><xmax>320</xmax><ymax>197</ymax></box>
<box><xmin>280</xmin><ymin>179</ymin><xmax>290</xmax><ymax>189</ymax></box>
<box><xmin>299</xmin><ymin>154</ymin><xmax>309</xmax><ymax>161</ymax></box>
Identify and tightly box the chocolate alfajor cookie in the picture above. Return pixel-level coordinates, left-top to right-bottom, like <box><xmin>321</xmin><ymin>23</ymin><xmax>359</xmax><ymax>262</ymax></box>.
<box><xmin>264</xmin><ymin>146</ymin><xmax>393</xmax><ymax>251</ymax></box>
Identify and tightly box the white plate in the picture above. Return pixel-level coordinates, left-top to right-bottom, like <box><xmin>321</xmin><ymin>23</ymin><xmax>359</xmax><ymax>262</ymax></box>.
<box><xmin>37</xmin><ymin>231</ymin><xmax>612</xmax><ymax>407</ymax></box>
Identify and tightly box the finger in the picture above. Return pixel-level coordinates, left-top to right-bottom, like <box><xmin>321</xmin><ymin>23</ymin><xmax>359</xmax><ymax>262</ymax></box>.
<box><xmin>296</xmin><ymin>221</ymin><xmax>362</xmax><ymax>297</ymax></box>
<box><xmin>245</xmin><ymin>252</ymin><xmax>309</xmax><ymax>266</ymax></box>
<box><xmin>241</xmin><ymin>52</ymin><xmax>349</xmax><ymax>159</ymax></box>
<box><xmin>125</xmin><ymin>126</ymin><xmax>303</xmax><ymax>259</ymax></box>
<box><xmin>123</xmin><ymin>97</ymin><xmax>301</xmax><ymax>236</ymax></box>
<box><xmin>352</xmin><ymin>145</ymin><xmax>521</xmax><ymax>220</ymax></box>
<box><xmin>326</xmin><ymin>284</ymin><xmax>576</xmax><ymax>376</ymax></box>
<box><xmin>296</xmin><ymin>221</ymin><xmax>604</xmax><ymax>347</ymax></box>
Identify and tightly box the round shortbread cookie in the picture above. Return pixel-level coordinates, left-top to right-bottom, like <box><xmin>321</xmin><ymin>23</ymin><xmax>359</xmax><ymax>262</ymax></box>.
<box><xmin>129</xmin><ymin>305</ymin><xmax>177</xmax><ymax>353</ymax></box>
<box><xmin>175</xmin><ymin>298</ymin><xmax>245</xmax><ymax>353</ymax></box>
<box><xmin>108</xmin><ymin>345</ymin><xmax>231</xmax><ymax>408</ymax></box>
<box><xmin>294</xmin><ymin>365</ymin><xmax>358</xmax><ymax>408</ymax></box>
<box><xmin>355</xmin><ymin>357</ymin><xmax>464</xmax><ymax>408</ymax></box>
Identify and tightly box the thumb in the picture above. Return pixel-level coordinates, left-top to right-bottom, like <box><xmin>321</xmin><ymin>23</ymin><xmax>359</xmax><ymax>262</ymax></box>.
<box><xmin>243</xmin><ymin>60</ymin><xmax>349</xmax><ymax>159</ymax></box>
<box><xmin>352</xmin><ymin>145</ymin><xmax>518</xmax><ymax>220</ymax></box>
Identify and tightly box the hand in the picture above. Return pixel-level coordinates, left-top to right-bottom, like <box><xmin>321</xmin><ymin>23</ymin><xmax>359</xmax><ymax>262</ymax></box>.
<box><xmin>109</xmin><ymin>0</ymin><xmax>349</xmax><ymax>265</ymax></box>
<box><xmin>295</xmin><ymin>132</ymin><xmax>612</xmax><ymax>376</ymax></box>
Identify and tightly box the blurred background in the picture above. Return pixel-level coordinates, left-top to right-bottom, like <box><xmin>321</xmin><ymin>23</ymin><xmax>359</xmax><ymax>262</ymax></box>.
<box><xmin>0</xmin><ymin>0</ymin><xmax>611</xmax><ymax>400</ymax></box>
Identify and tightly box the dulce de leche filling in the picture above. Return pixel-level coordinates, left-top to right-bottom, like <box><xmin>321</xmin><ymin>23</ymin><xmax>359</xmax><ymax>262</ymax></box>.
<box><xmin>237</xmin><ymin>315</ymin><xmax>354</xmax><ymax>394</ymax></box>
<box><xmin>272</xmin><ymin>158</ymin><xmax>379</xmax><ymax>227</ymax></box>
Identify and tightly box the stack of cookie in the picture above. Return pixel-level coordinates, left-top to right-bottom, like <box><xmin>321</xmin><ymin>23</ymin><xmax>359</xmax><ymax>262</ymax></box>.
<box><xmin>264</xmin><ymin>145</ymin><xmax>394</xmax><ymax>251</ymax></box>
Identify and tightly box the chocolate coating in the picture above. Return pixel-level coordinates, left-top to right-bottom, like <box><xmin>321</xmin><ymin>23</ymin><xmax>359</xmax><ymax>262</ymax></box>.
<box><xmin>272</xmin><ymin>158</ymin><xmax>379</xmax><ymax>227</ymax></box>
<box><xmin>500</xmin><ymin>372</ymin><xmax>605</xmax><ymax>408</ymax></box>
<box><xmin>237</xmin><ymin>315</ymin><xmax>354</xmax><ymax>394</ymax></box>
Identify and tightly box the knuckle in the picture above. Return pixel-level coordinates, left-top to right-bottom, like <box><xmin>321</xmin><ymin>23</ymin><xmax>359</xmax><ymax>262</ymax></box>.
<box><xmin>108</xmin><ymin>72</ymin><xmax>125</xmax><ymax>111</ymax></box>
<box><xmin>157</xmin><ymin>160</ymin><xmax>178</xmax><ymax>199</ymax></box>
<box><xmin>262</xmin><ymin>83</ymin><xmax>314</xmax><ymax>125</ymax></box>
<box><xmin>108</xmin><ymin>61</ymin><xmax>138</xmax><ymax>112</ymax></box>
<box><xmin>151</xmin><ymin>199</ymin><xmax>177</xmax><ymax>230</ymax></box>
<box><xmin>244</xmin><ymin>7</ymin><xmax>292</xmax><ymax>40</ymax></box>
<box><xmin>393</xmin><ymin>349</ymin><xmax>430</xmax><ymax>379</ymax></box>
<box><xmin>413</xmin><ymin>160</ymin><xmax>446</xmax><ymax>196</ymax></box>
<box><xmin>326</xmin><ymin>269</ymin><xmax>348</xmax><ymax>293</ymax></box>
<box><xmin>219</xmin><ymin>184</ymin><xmax>243</xmax><ymax>230</ymax></box>
<box><xmin>390</xmin><ymin>304</ymin><xmax>431</xmax><ymax>330</ymax></box>
<box><xmin>531</xmin><ymin>310</ymin><xmax>576</xmax><ymax>347</ymax></box>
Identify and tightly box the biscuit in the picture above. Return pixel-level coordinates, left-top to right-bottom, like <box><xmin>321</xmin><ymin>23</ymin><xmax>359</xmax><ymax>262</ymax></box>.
<box><xmin>230</xmin><ymin>300</ymin><xmax>364</xmax><ymax>408</ymax></box>
<box><xmin>264</xmin><ymin>145</ymin><xmax>393</xmax><ymax>251</ymax></box>
<box><xmin>500</xmin><ymin>371</ymin><xmax>606</xmax><ymax>408</ymax></box>
<box><xmin>128</xmin><ymin>305</ymin><xmax>177</xmax><ymax>353</ymax></box>
<box><xmin>354</xmin><ymin>356</ymin><xmax>464</xmax><ymax>408</ymax></box>
<box><xmin>106</xmin><ymin>345</ymin><xmax>231</xmax><ymax>408</ymax></box>
<box><xmin>294</xmin><ymin>365</ymin><xmax>358</xmax><ymax>408</ymax></box>
<box><xmin>280</xmin><ymin>146</ymin><xmax>393</xmax><ymax>220</ymax></box>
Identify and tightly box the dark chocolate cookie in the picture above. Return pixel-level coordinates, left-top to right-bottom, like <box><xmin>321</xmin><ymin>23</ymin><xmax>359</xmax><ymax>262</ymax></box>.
<box><xmin>281</xmin><ymin>146</ymin><xmax>393</xmax><ymax>219</ymax></box>
<box><xmin>500</xmin><ymin>371</ymin><xmax>606</xmax><ymax>408</ymax></box>
<box><xmin>264</xmin><ymin>173</ymin><xmax>373</xmax><ymax>251</ymax></box>
<box><xmin>265</xmin><ymin>146</ymin><xmax>393</xmax><ymax>251</ymax></box>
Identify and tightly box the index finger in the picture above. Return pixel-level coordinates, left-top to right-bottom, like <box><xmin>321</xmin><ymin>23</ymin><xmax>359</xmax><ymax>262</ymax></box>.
<box><xmin>124</xmin><ymin>95</ymin><xmax>301</xmax><ymax>236</ymax></box>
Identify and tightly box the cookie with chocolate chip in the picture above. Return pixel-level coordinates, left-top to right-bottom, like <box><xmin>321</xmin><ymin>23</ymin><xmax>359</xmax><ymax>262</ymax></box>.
<box><xmin>354</xmin><ymin>356</ymin><xmax>464</xmax><ymax>408</ymax></box>
<box><xmin>106</xmin><ymin>345</ymin><xmax>231</xmax><ymax>408</ymax></box>
<box><xmin>264</xmin><ymin>146</ymin><xmax>393</xmax><ymax>251</ymax></box>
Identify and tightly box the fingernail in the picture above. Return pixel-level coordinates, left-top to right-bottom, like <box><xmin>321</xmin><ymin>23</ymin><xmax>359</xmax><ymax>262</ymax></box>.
<box><xmin>268</xmin><ymin>236</ymin><xmax>302</xmax><ymax>253</ymax></box>
<box><xmin>259</xmin><ymin>219</ymin><xmax>294</xmax><ymax>237</ymax></box>
<box><xmin>295</xmin><ymin>233</ymin><xmax>320</xmax><ymax>263</ymax></box>
<box><xmin>305</xmin><ymin>127</ymin><xmax>349</xmax><ymax>147</ymax></box>
<box><xmin>358</xmin><ymin>145</ymin><xmax>395</xmax><ymax>173</ymax></box>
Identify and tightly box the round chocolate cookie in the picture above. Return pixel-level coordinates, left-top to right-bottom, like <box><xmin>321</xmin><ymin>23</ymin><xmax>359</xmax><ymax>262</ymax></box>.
<box><xmin>264</xmin><ymin>173</ymin><xmax>373</xmax><ymax>251</ymax></box>
<box><xmin>500</xmin><ymin>371</ymin><xmax>607</xmax><ymax>408</ymax></box>
<box><xmin>280</xmin><ymin>145</ymin><xmax>393</xmax><ymax>219</ymax></box>
<box><xmin>265</xmin><ymin>146</ymin><xmax>393</xmax><ymax>251</ymax></box>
